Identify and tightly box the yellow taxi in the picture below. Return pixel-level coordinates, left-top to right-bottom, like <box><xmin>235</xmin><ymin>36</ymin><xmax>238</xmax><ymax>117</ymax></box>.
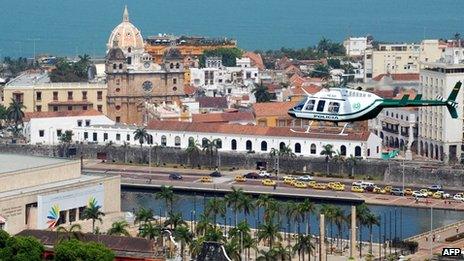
<box><xmin>262</xmin><ymin>179</ymin><xmax>276</xmax><ymax>186</ymax></box>
<box><xmin>373</xmin><ymin>187</ymin><xmax>386</xmax><ymax>194</ymax></box>
<box><xmin>235</xmin><ymin>175</ymin><xmax>246</xmax><ymax>182</ymax></box>
<box><xmin>313</xmin><ymin>183</ymin><xmax>327</xmax><ymax>190</ymax></box>
<box><xmin>293</xmin><ymin>181</ymin><xmax>308</xmax><ymax>189</ymax></box>
<box><xmin>351</xmin><ymin>186</ymin><xmax>364</xmax><ymax>193</ymax></box>
<box><xmin>307</xmin><ymin>181</ymin><xmax>317</xmax><ymax>188</ymax></box>
<box><xmin>404</xmin><ymin>188</ymin><xmax>413</xmax><ymax>196</ymax></box>
<box><xmin>200</xmin><ymin>176</ymin><xmax>212</xmax><ymax>183</ymax></box>
<box><xmin>332</xmin><ymin>184</ymin><xmax>345</xmax><ymax>191</ymax></box>
<box><xmin>383</xmin><ymin>186</ymin><xmax>392</xmax><ymax>193</ymax></box>
<box><xmin>420</xmin><ymin>189</ymin><xmax>433</xmax><ymax>197</ymax></box>
<box><xmin>283</xmin><ymin>176</ymin><xmax>296</xmax><ymax>185</ymax></box>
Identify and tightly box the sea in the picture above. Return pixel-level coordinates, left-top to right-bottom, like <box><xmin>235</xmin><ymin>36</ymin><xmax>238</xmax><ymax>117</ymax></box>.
<box><xmin>1</xmin><ymin>0</ymin><xmax>463</xmax><ymax>58</ymax></box>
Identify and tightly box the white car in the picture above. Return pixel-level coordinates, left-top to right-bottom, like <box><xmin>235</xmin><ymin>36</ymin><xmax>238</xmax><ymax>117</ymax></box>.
<box><xmin>352</xmin><ymin>181</ymin><xmax>374</xmax><ymax>189</ymax></box>
<box><xmin>453</xmin><ymin>194</ymin><xmax>464</xmax><ymax>201</ymax></box>
<box><xmin>259</xmin><ymin>170</ymin><xmax>271</xmax><ymax>178</ymax></box>
<box><xmin>412</xmin><ymin>191</ymin><xmax>428</xmax><ymax>198</ymax></box>
<box><xmin>298</xmin><ymin>175</ymin><xmax>313</xmax><ymax>181</ymax></box>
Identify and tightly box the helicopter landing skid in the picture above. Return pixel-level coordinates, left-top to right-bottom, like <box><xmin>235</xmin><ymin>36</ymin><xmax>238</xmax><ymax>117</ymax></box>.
<box><xmin>290</xmin><ymin>122</ymin><xmax>350</xmax><ymax>136</ymax></box>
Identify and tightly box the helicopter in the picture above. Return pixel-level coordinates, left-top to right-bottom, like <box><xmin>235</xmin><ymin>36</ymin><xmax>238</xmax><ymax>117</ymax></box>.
<box><xmin>287</xmin><ymin>81</ymin><xmax>462</xmax><ymax>135</ymax></box>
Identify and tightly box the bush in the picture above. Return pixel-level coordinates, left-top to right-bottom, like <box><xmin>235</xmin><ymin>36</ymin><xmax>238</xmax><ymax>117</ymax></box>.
<box><xmin>54</xmin><ymin>239</ymin><xmax>114</xmax><ymax>261</ymax></box>
<box><xmin>0</xmin><ymin>235</ymin><xmax>44</xmax><ymax>261</ymax></box>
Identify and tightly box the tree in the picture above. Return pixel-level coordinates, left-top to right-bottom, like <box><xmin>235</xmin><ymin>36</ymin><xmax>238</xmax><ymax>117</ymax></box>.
<box><xmin>237</xmin><ymin>194</ymin><xmax>255</xmax><ymax>221</ymax></box>
<box><xmin>332</xmin><ymin>206</ymin><xmax>346</xmax><ymax>251</ymax></box>
<box><xmin>138</xmin><ymin>222</ymin><xmax>162</xmax><ymax>240</ymax></box>
<box><xmin>195</xmin><ymin>213</ymin><xmax>213</xmax><ymax>236</ymax></box>
<box><xmin>82</xmin><ymin>198</ymin><xmax>105</xmax><ymax>233</ymax></box>
<box><xmin>225</xmin><ymin>187</ymin><xmax>245</xmax><ymax>226</ymax></box>
<box><xmin>49</xmin><ymin>55</ymin><xmax>92</xmax><ymax>82</ymax></box>
<box><xmin>279</xmin><ymin>144</ymin><xmax>296</xmax><ymax>158</ymax></box>
<box><xmin>350</xmin><ymin>203</ymin><xmax>371</xmax><ymax>258</ymax></box>
<box><xmin>185</xmin><ymin>138</ymin><xmax>201</xmax><ymax>167</ymax></box>
<box><xmin>154</xmin><ymin>185</ymin><xmax>176</xmax><ymax>217</ymax></box>
<box><xmin>204</xmin><ymin>198</ymin><xmax>226</xmax><ymax>227</ymax></box>
<box><xmin>286</xmin><ymin>201</ymin><xmax>304</xmax><ymax>234</ymax></box>
<box><xmin>257</xmin><ymin>221</ymin><xmax>282</xmax><ymax>248</ymax></box>
<box><xmin>56</xmin><ymin>224</ymin><xmax>82</xmax><ymax>242</ymax></box>
<box><xmin>320</xmin><ymin>144</ymin><xmax>335</xmax><ymax>176</ymax></box>
<box><xmin>107</xmin><ymin>220</ymin><xmax>130</xmax><ymax>236</ymax></box>
<box><xmin>204</xmin><ymin>226</ymin><xmax>225</xmax><ymax>242</ymax></box>
<box><xmin>7</xmin><ymin>98</ymin><xmax>26</xmax><ymax>131</ymax></box>
<box><xmin>228</xmin><ymin>220</ymin><xmax>252</xmax><ymax>258</ymax></box>
<box><xmin>327</xmin><ymin>58</ymin><xmax>341</xmax><ymax>69</ymax></box>
<box><xmin>199</xmin><ymin>47</ymin><xmax>243</xmax><ymax>67</ymax></box>
<box><xmin>201</xmin><ymin>138</ymin><xmax>221</xmax><ymax>168</ymax></box>
<box><xmin>59</xmin><ymin>130</ymin><xmax>73</xmax><ymax>143</ymax></box>
<box><xmin>252</xmin><ymin>83</ymin><xmax>272</xmax><ymax>103</ymax></box>
<box><xmin>133</xmin><ymin>127</ymin><xmax>149</xmax><ymax>148</ymax></box>
<box><xmin>256</xmin><ymin>248</ymin><xmax>279</xmax><ymax>261</ymax></box>
<box><xmin>173</xmin><ymin>225</ymin><xmax>193</xmax><ymax>260</ymax></box>
<box><xmin>365</xmin><ymin>213</ymin><xmax>380</xmax><ymax>254</ymax></box>
<box><xmin>164</xmin><ymin>212</ymin><xmax>187</xmax><ymax>230</ymax></box>
<box><xmin>299</xmin><ymin>199</ymin><xmax>316</xmax><ymax>236</ymax></box>
<box><xmin>346</xmin><ymin>154</ymin><xmax>359</xmax><ymax>177</ymax></box>
<box><xmin>256</xmin><ymin>195</ymin><xmax>278</xmax><ymax>222</ymax></box>
<box><xmin>332</xmin><ymin>151</ymin><xmax>345</xmax><ymax>175</ymax></box>
<box><xmin>134</xmin><ymin>207</ymin><xmax>154</xmax><ymax>225</ymax></box>
<box><xmin>189</xmin><ymin>237</ymin><xmax>205</xmax><ymax>258</ymax></box>
<box><xmin>310</xmin><ymin>63</ymin><xmax>331</xmax><ymax>80</ymax></box>
<box><xmin>224</xmin><ymin>239</ymin><xmax>241</xmax><ymax>261</ymax></box>
<box><xmin>0</xmin><ymin>105</ymin><xmax>7</xmax><ymax>129</ymax></box>
<box><xmin>293</xmin><ymin>234</ymin><xmax>315</xmax><ymax>261</ymax></box>
<box><xmin>320</xmin><ymin>204</ymin><xmax>336</xmax><ymax>254</ymax></box>
<box><xmin>316</xmin><ymin>38</ymin><xmax>345</xmax><ymax>56</ymax></box>
<box><xmin>0</xmin><ymin>235</ymin><xmax>44</xmax><ymax>261</ymax></box>
<box><xmin>54</xmin><ymin>239</ymin><xmax>114</xmax><ymax>261</ymax></box>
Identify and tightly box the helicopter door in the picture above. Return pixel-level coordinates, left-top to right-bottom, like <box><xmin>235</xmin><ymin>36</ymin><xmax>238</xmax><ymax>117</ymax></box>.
<box><xmin>316</xmin><ymin>100</ymin><xmax>326</xmax><ymax>112</ymax></box>
<box><xmin>328</xmin><ymin>102</ymin><xmax>340</xmax><ymax>114</ymax></box>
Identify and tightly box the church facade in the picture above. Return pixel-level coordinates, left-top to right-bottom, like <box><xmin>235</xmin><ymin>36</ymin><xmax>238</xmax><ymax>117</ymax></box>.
<box><xmin>105</xmin><ymin>6</ymin><xmax>185</xmax><ymax>124</ymax></box>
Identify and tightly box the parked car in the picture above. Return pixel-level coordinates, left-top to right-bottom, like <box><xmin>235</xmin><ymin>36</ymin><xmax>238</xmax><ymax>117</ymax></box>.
<box><xmin>364</xmin><ymin>185</ymin><xmax>376</xmax><ymax>192</ymax></box>
<box><xmin>234</xmin><ymin>175</ymin><xmax>246</xmax><ymax>182</ymax></box>
<box><xmin>293</xmin><ymin>181</ymin><xmax>307</xmax><ymax>189</ymax></box>
<box><xmin>433</xmin><ymin>191</ymin><xmax>450</xmax><ymax>199</ymax></box>
<box><xmin>352</xmin><ymin>181</ymin><xmax>374</xmax><ymax>189</ymax></box>
<box><xmin>262</xmin><ymin>179</ymin><xmax>276</xmax><ymax>186</ymax></box>
<box><xmin>390</xmin><ymin>188</ymin><xmax>404</xmax><ymax>196</ymax></box>
<box><xmin>297</xmin><ymin>175</ymin><xmax>313</xmax><ymax>182</ymax></box>
<box><xmin>200</xmin><ymin>176</ymin><xmax>212</xmax><ymax>183</ymax></box>
<box><xmin>258</xmin><ymin>170</ymin><xmax>271</xmax><ymax>178</ymax></box>
<box><xmin>412</xmin><ymin>191</ymin><xmax>428</xmax><ymax>198</ymax></box>
<box><xmin>243</xmin><ymin>172</ymin><xmax>260</xmax><ymax>179</ymax></box>
<box><xmin>210</xmin><ymin>171</ymin><xmax>221</xmax><ymax>177</ymax></box>
<box><xmin>351</xmin><ymin>186</ymin><xmax>364</xmax><ymax>193</ymax></box>
<box><xmin>453</xmin><ymin>193</ymin><xmax>464</xmax><ymax>201</ymax></box>
<box><xmin>169</xmin><ymin>173</ymin><xmax>183</xmax><ymax>180</ymax></box>
<box><xmin>404</xmin><ymin>188</ymin><xmax>413</xmax><ymax>196</ymax></box>
<box><xmin>428</xmin><ymin>185</ymin><xmax>443</xmax><ymax>193</ymax></box>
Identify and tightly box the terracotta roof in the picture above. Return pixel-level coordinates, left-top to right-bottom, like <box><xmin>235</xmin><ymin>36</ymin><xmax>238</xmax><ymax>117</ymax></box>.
<box><xmin>243</xmin><ymin>52</ymin><xmax>265</xmax><ymax>70</ymax></box>
<box><xmin>192</xmin><ymin>111</ymin><xmax>254</xmax><ymax>123</ymax></box>
<box><xmin>264</xmin><ymin>83</ymin><xmax>280</xmax><ymax>93</ymax></box>
<box><xmin>198</xmin><ymin>97</ymin><xmax>228</xmax><ymax>109</ymax></box>
<box><xmin>24</xmin><ymin>109</ymin><xmax>102</xmax><ymax>121</ymax></box>
<box><xmin>290</xmin><ymin>84</ymin><xmax>322</xmax><ymax>96</ymax></box>
<box><xmin>252</xmin><ymin>101</ymin><xmax>298</xmax><ymax>117</ymax></box>
<box><xmin>147</xmin><ymin>120</ymin><xmax>371</xmax><ymax>141</ymax></box>
<box><xmin>372</xmin><ymin>73</ymin><xmax>419</xmax><ymax>82</ymax></box>
<box><xmin>184</xmin><ymin>85</ymin><xmax>197</xmax><ymax>96</ymax></box>
<box><xmin>16</xmin><ymin>229</ymin><xmax>157</xmax><ymax>257</ymax></box>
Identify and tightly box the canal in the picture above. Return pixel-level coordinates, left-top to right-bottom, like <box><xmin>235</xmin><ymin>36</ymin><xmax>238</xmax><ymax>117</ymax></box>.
<box><xmin>121</xmin><ymin>189</ymin><xmax>464</xmax><ymax>243</ymax></box>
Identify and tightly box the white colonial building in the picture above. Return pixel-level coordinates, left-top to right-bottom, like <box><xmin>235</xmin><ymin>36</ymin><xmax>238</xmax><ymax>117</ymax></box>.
<box><xmin>343</xmin><ymin>37</ymin><xmax>371</xmax><ymax>57</ymax></box>
<box><xmin>23</xmin><ymin>110</ymin><xmax>114</xmax><ymax>145</ymax></box>
<box><xmin>73</xmin><ymin>121</ymin><xmax>382</xmax><ymax>159</ymax></box>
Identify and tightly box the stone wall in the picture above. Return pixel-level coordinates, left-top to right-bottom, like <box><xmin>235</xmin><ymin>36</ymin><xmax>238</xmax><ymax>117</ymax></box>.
<box><xmin>1</xmin><ymin>144</ymin><xmax>464</xmax><ymax>187</ymax></box>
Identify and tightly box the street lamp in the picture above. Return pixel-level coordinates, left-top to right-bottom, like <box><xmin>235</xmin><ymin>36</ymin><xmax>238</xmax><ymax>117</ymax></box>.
<box><xmin>430</xmin><ymin>206</ymin><xmax>433</xmax><ymax>258</ymax></box>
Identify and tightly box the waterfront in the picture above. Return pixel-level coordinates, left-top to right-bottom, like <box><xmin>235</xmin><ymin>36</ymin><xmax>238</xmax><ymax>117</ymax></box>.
<box><xmin>121</xmin><ymin>189</ymin><xmax>464</xmax><ymax>243</ymax></box>
<box><xmin>1</xmin><ymin>0</ymin><xmax>464</xmax><ymax>57</ymax></box>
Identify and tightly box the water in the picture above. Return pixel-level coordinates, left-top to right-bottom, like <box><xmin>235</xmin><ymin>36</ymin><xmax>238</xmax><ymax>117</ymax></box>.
<box><xmin>1</xmin><ymin>0</ymin><xmax>463</xmax><ymax>57</ymax></box>
<box><xmin>121</xmin><ymin>189</ymin><xmax>464</xmax><ymax>243</ymax></box>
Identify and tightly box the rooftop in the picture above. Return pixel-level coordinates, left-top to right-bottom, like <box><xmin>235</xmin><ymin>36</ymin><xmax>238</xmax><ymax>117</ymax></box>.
<box><xmin>192</xmin><ymin>110</ymin><xmax>254</xmax><ymax>123</ymax></box>
<box><xmin>252</xmin><ymin>101</ymin><xmax>298</xmax><ymax>118</ymax></box>
<box><xmin>198</xmin><ymin>96</ymin><xmax>228</xmax><ymax>109</ymax></box>
<box><xmin>0</xmin><ymin>154</ymin><xmax>70</xmax><ymax>174</ymax></box>
<box><xmin>372</xmin><ymin>73</ymin><xmax>419</xmax><ymax>82</ymax></box>
<box><xmin>6</xmin><ymin>72</ymin><xmax>50</xmax><ymax>86</ymax></box>
<box><xmin>24</xmin><ymin>109</ymin><xmax>103</xmax><ymax>121</ymax></box>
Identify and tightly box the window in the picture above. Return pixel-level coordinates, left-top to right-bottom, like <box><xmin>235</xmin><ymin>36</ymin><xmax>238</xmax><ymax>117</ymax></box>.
<box><xmin>113</xmin><ymin>64</ymin><xmax>117</xmax><ymax>69</ymax></box>
<box><xmin>202</xmin><ymin>138</ymin><xmax>208</xmax><ymax>147</ymax></box>
<box><xmin>261</xmin><ymin>141</ymin><xmax>268</xmax><ymax>151</ymax></box>
<box><xmin>116</xmin><ymin>117</ymin><xmax>121</xmax><ymax>123</ymax></box>
<box><xmin>304</xmin><ymin>100</ymin><xmax>315</xmax><ymax>111</ymax></box>
<box><xmin>170</xmin><ymin>63</ymin><xmax>174</xmax><ymax>69</ymax></box>
<box><xmin>175</xmin><ymin>63</ymin><xmax>180</xmax><ymax>69</ymax></box>
<box><xmin>246</xmin><ymin>140</ymin><xmax>252</xmax><ymax>151</ymax></box>
<box><xmin>97</xmin><ymin>91</ymin><xmax>103</xmax><ymax>100</ymax></box>
<box><xmin>355</xmin><ymin>146</ymin><xmax>362</xmax><ymax>157</ymax></box>
<box><xmin>279</xmin><ymin>142</ymin><xmax>285</xmax><ymax>151</ymax></box>
<box><xmin>116</xmin><ymin>134</ymin><xmax>121</xmax><ymax>141</ymax></box>
<box><xmin>53</xmin><ymin>106</ymin><xmax>58</xmax><ymax>112</ymax></box>
<box><xmin>85</xmin><ymin>120</ymin><xmax>90</xmax><ymax>126</ymax></box>
<box><xmin>231</xmin><ymin>139</ymin><xmax>237</xmax><ymax>150</ymax></box>
<box><xmin>161</xmin><ymin>135</ymin><xmax>167</xmax><ymax>146</ymax></box>
<box><xmin>367</xmin><ymin>149</ymin><xmax>370</xmax><ymax>157</ymax></box>
<box><xmin>82</xmin><ymin>105</ymin><xmax>88</xmax><ymax>110</ymax></box>
<box><xmin>77</xmin><ymin>120</ymin><xmax>82</xmax><ymax>127</ymax></box>
<box><xmin>97</xmin><ymin>105</ymin><xmax>102</xmax><ymax>112</ymax></box>
<box><xmin>36</xmin><ymin>105</ymin><xmax>42</xmax><ymax>112</ymax></box>
<box><xmin>295</xmin><ymin>143</ymin><xmax>301</xmax><ymax>153</ymax></box>
<box><xmin>328</xmin><ymin>102</ymin><xmax>340</xmax><ymax>113</ymax></box>
<box><xmin>84</xmin><ymin>132</ymin><xmax>88</xmax><ymax>139</ymax></box>
<box><xmin>126</xmin><ymin>134</ymin><xmax>130</xmax><ymax>141</ymax></box>
<box><xmin>340</xmin><ymin>145</ymin><xmax>346</xmax><ymax>156</ymax></box>
<box><xmin>82</xmin><ymin>91</ymin><xmax>87</xmax><ymax>100</ymax></box>
<box><xmin>39</xmin><ymin>130</ymin><xmax>44</xmax><ymax>137</ymax></box>
<box><xmin>56</xmin><ymin>129</ymin><xmax>62</xmax><ymax>137</ymax></box>
<box><xmin>310</xmin><ymin>144</ymin><xmax>316</xmax><ymax>154</ymax></box>
<box><xmin>92</xmin><ymin>132</ymin><xmax>97</xmax><ymax>142</ymax></box>
<box><xmin>53</xmin><ymin>92</ymin><xmax>58</xmax><ymax>101</ymax></box>
<box><xmin>103</xmin><ymin>133</ymin><xmax>108</xmax><ymax>141</ymax></box>
<box><xmin>36</xmin><ymin>91</ymin><xmax>42</xmax><ymax>101</ymax></box>
<box><xmin>316</xmin><ymin>100</ymin><xmax>326</xmax><ymax>112</ymax></box>
<box><xmin>173</xmin><ymin>78</ymin><xmax>177</xmax><ymax>84</ymax></box>
<box><xmin>175</xmin><ymin>136</ymin><xmax>181</xmax><ymax>146</ymax></box>
<box><xmin>119</xmin><ymin>64</ymin><xmax>123</xmax><ymax>69</ymax></box>
<box><xmin>68</xmin><ymin>91</ymin><xmax>73</xmax><ymax>100</ymax></box>
<box><xmin>67</xmin><ymin>106</ymin><xmax>72</xmax><ymax>111</ymax></box>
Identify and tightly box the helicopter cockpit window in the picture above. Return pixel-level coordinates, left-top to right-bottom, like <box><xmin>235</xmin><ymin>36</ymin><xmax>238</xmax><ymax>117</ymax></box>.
<box><xmin>316</xmin><ymin>100</ymin><xmax>325</xmax><ymax>112</ymax></box>
<box><xmin>328</xmin><ymin>102</ymin><xmax>340</xmax><ymax>113</ymax></box>
<box><xmin>304</xmin><ymin>100</ymin><xmax>316</xmax><ymax>111</ymax></box>
<box><xmin>294</xmin><ymin>98</ymin><xmax>307</xmax><ymax>111</ymax></box>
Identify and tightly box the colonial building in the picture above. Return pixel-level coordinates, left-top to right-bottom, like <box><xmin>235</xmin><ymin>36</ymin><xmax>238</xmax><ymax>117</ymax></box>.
<box><xmin>105</xmin><ymin>6</ymin><xmax>185</xmax><ymax>124</ymax></box>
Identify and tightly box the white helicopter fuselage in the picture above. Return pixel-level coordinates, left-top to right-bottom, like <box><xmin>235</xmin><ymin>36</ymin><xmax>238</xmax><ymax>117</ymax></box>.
<box><xmin>288</xmin><ymin>88</ymin><xmax>383</xmax><ymax>122</ymax></box>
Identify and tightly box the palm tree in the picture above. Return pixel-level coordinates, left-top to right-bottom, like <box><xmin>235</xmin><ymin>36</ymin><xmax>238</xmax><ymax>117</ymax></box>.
<box><xmin>320</xmin><ymin>144</ymin><xmax>335</xmax><ymax>176</ymax></box>
<box><xmin>256</xmin><ymin>248</ymin><xmax>279</xmax><ymax>261</ymax></box>
<box><xmin>134</xmin><ymin>207</ymin><xmax>154</xmax><ymax>225</ymax></box>
<box><xmin>185</xmin><ymin>139</ymin><xmax>201</xmax><ymax>167</ymax></box>
<box><xmin>332</xmin><ymin>151</ymin><xmax>345</xmax><ymax>175</ymax></box>
<box><xmin>225</xmin><ymin>187</ymin><xmax>245</xmax><ymax>226</ymax></box>
<box><xmin>173</xmin><ymin>225</ymin><xmax>193</xmax><ymax>260</ymax></box>
<box><xmin>195</xmin><ymin>213</ymin><xmax>212</xmax><ymax>236</ymax></box>
<box><xmin>133</xmin><ymin>127</ymin><xmax>149</xmax><ymax>148</ymax></box>
<box><xmin>107</xmin><ymin>220</ymin><xmax>131</xmax><ymax>236</ymax></box>
<box><xmin>332</xmin><ymin>206</ymin><xmax>346</xmax><ymax>251</ymax></box>
<box><xmin>189</xmin><ymin>237</ymin><xmax>205</xmax><ymax>259</ymax></box>
<box><xmin>287</xmin><ymin>201</ymin><xmax>304</xmax><ymax>234</ymax></box>
<box><xmin>204</xmin><ymin>198</ymin><xmax>226</xmax><ymax>227</ymax></box>
<box><xmin>293</xmin><ymin>234</ymin><xmax>315</xmax><ymax>261</ymax></box>
<box><xmin>224</xmin><ymin>239</ymin><xmax>241</xmax><ymax>261</ymax></box>
<box><xmin>204</xmin><ymin>226</ymin><xmax>225</xmax><ymax>242</ymax></box>
<box><xmin>228</xmin><ymin>220</ymin><xmax>252</xmax><ymax>259</ymax></box>
<box><xmin>257</xmin><ymin>221</ymin><xmax>282</xmax><ymax>248</ymax></box>
<box><xmin>138</xmin><ymin>222</ymin><xmax>162</xmax><ymax>240</ymax></box>
<box><xmin>202</xmin><ymin>138</ymin><xmax>221</xmax><ymax>168</ymax></box>
<box><xmin>154</xmin><ymin>185</ymin><xmax>176</xmax><ymax>217</ymax></box>
<box><xmin>56</xmin><ymin>224</ymin><xmax>82</xmax><ymax>242</ymax></box>
<box><xmin>365</xmin><ymin>213</ymin><xmax>380</xmax><ymax>254</ymax></box>
<box><xmin>82</xmin><ymin>199</ymin><xmax>105</xmax><ymax>233</ymax></box>
<box><xmin>252</xmin><ymin>83</ymin><xmax>272</xmax><ymax>103</ymax></box>
<box><xmin>0</xmin><ymin>105</ymin><xmax>7</xmax><ymax>129</ymax></box>
<box><xmin>279</xmin><ymin>144</ymin><xmax>296</xmax><ymax>158</ymax></box>
<box><xmin>299</xmin><ymin>199</ymin><xmax>316</xmax><ymax>236</ymax></box>
<box><xmin>121</xmin><ymin>141</ymin><xmax>130</xmax><ymax>163</ymax></box>
<box><xmin>6</xmin><ymin>98</ymin><xmax>26</xmax><ymax>134</ymax></box>
<box><xmin>256</xmin><ymin>195</ymin><xmax>278</xmax><ymax>222</ymax></box>
<box><xmin>164</xmin><ymin>212</ymin><xmax>187</xmax><ymax>230</ymax></box>
<box><xmin>237</xmin><ymin>194</ymin><xmax>255</xmax><ymax>221</ymax></box>
<box><xmin>346</xmin><ymin>154</ymin><xmax>359</xmax><ymax>177</ymax></box>
<box><xmin>350</xmin><ymin>203</ymin><xmax>371</xmax><ymax>258</ymax></box>
<box><xmin>273</xmin><ymin>243</ymin><xmax>293</xmax><ymax>261</ymax></box>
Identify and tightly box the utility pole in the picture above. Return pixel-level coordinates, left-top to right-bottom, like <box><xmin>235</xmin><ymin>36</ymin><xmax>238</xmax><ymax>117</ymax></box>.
<box><xmin>27</xmin><ymin>38</ymin><xmax>40</xmax><ymax>63</ymax></box>
<box><xmin>430</xmin><ymin>206</ymin><xmax>433</xmax><ymax>258</ymax></box>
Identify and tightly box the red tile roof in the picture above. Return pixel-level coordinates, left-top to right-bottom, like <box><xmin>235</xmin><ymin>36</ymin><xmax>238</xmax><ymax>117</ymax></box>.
<box><xmin>252</xmin><ymin>101</ymin><xmax>298</xmax><ymax>118</ymax></box>
<box><xmin>372</xmin><ymin>73</ymin><xmax>419</xmax><ymax>82</ymax></box>
<box><xmin>184</xmin><ymin>85</ymin><xmax>197</xmax><ymax>96</ymax></box>
<box><xmin>370</xmin><ymin>89</ymin><xmax>395</xmax><ymax>98</ymax></box>
<box><xmin>198</xmin><ymin>97</ymin><xmax>228</xmax><ymax>109</ymax></box>
<box><xmin>147</xmin><ymin>120</ymin><xmax>371</xmax><ymax>141</ymax></box>
<box><xmin>290</xmin><ymin>84</ymin><xmax>322</xmax><ymax>96</ymax></box>
<box><xmin>24</xmin><ymin>109</ymin><xmax>103</xmax><ymax>121</ymax></box>
<box><xmin>243</xmin><ymin>52</ymin><xmax>265</xmax><ymax>70</ymax></box>
<box><xmin>192</xmin><ymin>111</ymin><xmax>255</xmax><ymax>123</ymax></box>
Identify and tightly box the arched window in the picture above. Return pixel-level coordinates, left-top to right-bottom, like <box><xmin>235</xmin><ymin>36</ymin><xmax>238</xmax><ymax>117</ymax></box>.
<box><xmin>215</xmin><ymin>139</ymin><xmax>222</xmax><ymax>149</ymax></box>
<box><xmin>294</xmin><ymin>143</ymin><xmax>301</xmax><ymax>153</ymax></box>
<box><xmin>188</xmin><ymin>137</ymin><xmax>195</xmax><ymax>146</ymax></box>
<box><xmin>119</xmin><ymin>64</ymin><xmax>123</xmax><ymax>69</ymax></box>
<box><xmin>279</xmin><ymin>142</ymin><xmax>285</xmax><ymax>151</ymax></box>
<box><xmin>202</xmin><ymin>138</ymin><xmax>209</xmax><ymax>147</ymax></box>
<box><xmin>246</xmin><ymin>140</ymin><xmax>252</xmax><ymax>151</ymax></box>
<box><xmin>310</xmin><ymin>144</ymin><xmax>316</xmax><ymax>154</ymax></box>
<box><xmin>175</xmin><ymin>63</ymin><xmax>180</xmax><ymax>69</ymax></box>
<box><xmin>340</xmin><ymin>145</ymin><xmax>346</xmax><ymax>156</ymax></box>
<box><xmin>261</xmin><ymin>141</ymin><xmax>268</xmax><ymax>151</ymax></box>
<box><xmin>174</xmin><ymin>136</ymin><xmax>181</xmax><ymax>146</ymax></box>
<box><xmin>170</xmin><ymin>63</ymin><xmax>174</xmax><ymax>69</ymax></box>
<box><xmin>231</xmin><ymin>139</ymin><xmax>237</xmax><ymax>150</ymax></box>
<box><xmin>113</xmin><ymin>64</ymin><xmax>116</xmax><ymax>69</ymax></box>
<box><xmin>148</xmin><ymin>134</ymin><xmax>153</xmax><ymax>145</ymax></box>
<box><xmin>128</xmin><ymin>47</ymin><xmax>131</xmax><ymax>53</ymax></box>
<box><xmin>355</xmin><ymin>146</ymin><xmax>361</xmax><ymax>157</ymax></box>
<box><xmin>161</xmin><ymin>135</ymin><xmax>167</xmax><ymax>146</ymax></box>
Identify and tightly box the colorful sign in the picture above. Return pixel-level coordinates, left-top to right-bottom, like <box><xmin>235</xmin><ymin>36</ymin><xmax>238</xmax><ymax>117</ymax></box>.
<box><xmin>46</xmin><ymin>205</ymin><xmax>60</xmax><ymax>229</ymax></box>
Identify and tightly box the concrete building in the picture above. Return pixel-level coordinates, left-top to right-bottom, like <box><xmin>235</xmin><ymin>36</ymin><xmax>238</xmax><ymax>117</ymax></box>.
<box><xmin>2</xmin><ymin>72</ymin><xmax>107</xmax><ymax>114</ymax></box>
<box><xmin>0</xmin><ymin>154</ymin><xmax>120</xmax><ymax>234</ymax></box>
<box><xmin>73</xmin><ymin>121</ymin><xmax>382</xmax><ymax>159</ymax></box>
<box><xmin>418</xmin><ymin>47</ymin><xmax>464</xmax><ymax>162</ymax></box>
<box><xmin>343</xmin><ymin>37</ymin><xmax>370</xmax><ymax>57</ymax></box>
<box><xmin>23</xmin><ymin>110</ymin><xmax>114</xmax><ymax>145</ymax></box>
